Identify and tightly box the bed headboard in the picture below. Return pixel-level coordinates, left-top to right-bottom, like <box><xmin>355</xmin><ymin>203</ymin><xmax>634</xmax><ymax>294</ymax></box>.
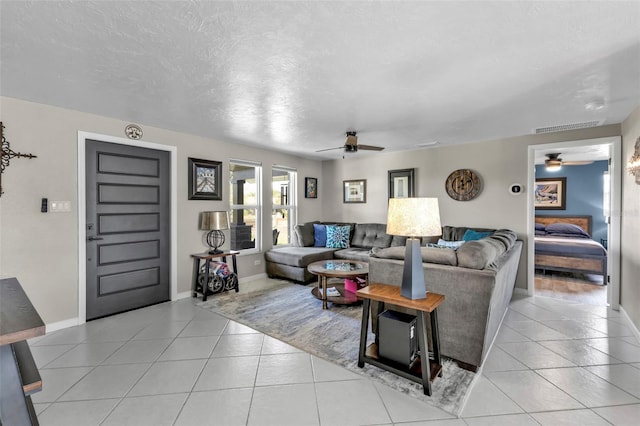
<box><xmin>535</xmin><ymin>215</ymin><xmax>592</xmax><ymax>235</ymax></box>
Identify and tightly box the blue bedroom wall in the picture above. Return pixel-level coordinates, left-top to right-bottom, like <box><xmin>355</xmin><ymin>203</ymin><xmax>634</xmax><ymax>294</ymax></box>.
<box><xmin>535</xmin><ymin>160</ymin><xmax>608</xmax><ymax>244</ymax></box>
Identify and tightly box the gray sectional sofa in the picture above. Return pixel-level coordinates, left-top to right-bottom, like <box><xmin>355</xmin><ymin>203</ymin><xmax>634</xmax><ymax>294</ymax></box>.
<box><xmin>368</xmin><ymin>227</ymin><xmax>522</xmax><ymax>370</ymax></box>
<box><xmin>265</xmin><ymin>222</ymin><xmax>522</xmax><ymax>370</ymax></box>
<box><xmin>265</xmin><ymin>222</ymin><xmax>406</xmax><ymax>282</ymax></box>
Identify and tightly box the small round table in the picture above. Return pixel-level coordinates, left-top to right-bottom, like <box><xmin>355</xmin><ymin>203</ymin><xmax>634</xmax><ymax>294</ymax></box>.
<box><xmin>308</xmin><ymin>260</ymin><xmax>369</xmax><ymax>309</ymax></box>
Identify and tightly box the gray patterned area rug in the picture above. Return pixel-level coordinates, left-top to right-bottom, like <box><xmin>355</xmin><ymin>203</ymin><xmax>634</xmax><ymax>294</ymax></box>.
<box><xmin>199</xmin><ymin>282</ymin><xmax>474</xmax><ymax>415</ymax></box>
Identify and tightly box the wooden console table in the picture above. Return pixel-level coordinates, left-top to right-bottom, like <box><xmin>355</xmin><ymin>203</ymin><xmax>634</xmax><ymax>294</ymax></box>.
<box><xmin>191</xmin><ymin>251</ymin><xmax>240</xmax><ymax>301</ymax></box>
<box><xmin>1</xmin><ymin>277</ymin><xmax>45</xmax><ymax>425</ymax></box>
<box><xmin>357</xmin><ymin>283</ymin><xmax>444</xmax><ymax>396</ymax></box>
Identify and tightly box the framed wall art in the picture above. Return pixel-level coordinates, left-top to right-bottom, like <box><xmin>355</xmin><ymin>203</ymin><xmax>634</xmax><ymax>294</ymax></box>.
<box><xmin>388</xmin><ymin>168</ymin><xmax>415</xmax><ymax>199</ymax></box>
<box><xmin>305</xmin><ymin>177</ymin><xmax>317</xmax><ymax>198</ymax></box>
<box><xmin>343</xmin><ymin>179</ymin><xmax>366</xmax><ymax>203</ymax></box>
<box><xmin>188</xmin><ymin>157</ymin><xmax>222</xmax><ymax>200</ymax></box>
<box><xmin>534</xmin><ymin>177</ymin><xmax>566</xmax><ymax>210</ymax></box>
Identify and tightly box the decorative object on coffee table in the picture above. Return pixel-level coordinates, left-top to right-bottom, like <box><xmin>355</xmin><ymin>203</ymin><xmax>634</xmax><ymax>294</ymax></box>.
<box><xmin>198</xmin><ymin>211</ymin><xmax>229</xmax><ymax>254</ymax></box>
<box><xmin>387</xmin><ymin>197</ymin><xmax>441</xmax><ymax>300</ymax></box>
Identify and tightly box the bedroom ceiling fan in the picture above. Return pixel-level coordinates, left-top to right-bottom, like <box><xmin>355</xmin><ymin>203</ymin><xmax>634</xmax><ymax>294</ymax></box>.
<box><xmin>545</xmin><ymin>153</ymin><xmax>593</xmax><ymax>170</ymax></box>
<box><xmin>316</xmin><ymin>131</ymin><xmax>385</xmax><ymax>153</ymax></box>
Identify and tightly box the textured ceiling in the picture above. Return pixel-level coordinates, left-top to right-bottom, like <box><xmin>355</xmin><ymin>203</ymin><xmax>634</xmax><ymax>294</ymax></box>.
<box><xmin>1</xmin><ymin>1</ymin><xmax>639</xmax><ymax>160</ymax></box>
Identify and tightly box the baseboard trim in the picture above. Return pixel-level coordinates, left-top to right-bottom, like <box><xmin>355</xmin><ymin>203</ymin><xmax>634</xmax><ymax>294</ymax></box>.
<box><xmin>46</xmin><ymin>317</ymin><xmax>80</xmax><ymax>333</ymax></box>
<box><xmin>513</xmin><ymin>288</ymin><xmax>528</xmax><ymax>296</ymax></box>
<box><xmin>619</xmin><ymin>305</ymin><xmax>640</xmax><ymax>342</ymax></box>
<box><xmin>174</xmin><ymin>291</ymin><xmax>192</xmax><ymax>300</ymax></box>
<box><xmin>240</xmin><ymin>273</ymin><xmax>267</xmax><ymax>283</ymax></box>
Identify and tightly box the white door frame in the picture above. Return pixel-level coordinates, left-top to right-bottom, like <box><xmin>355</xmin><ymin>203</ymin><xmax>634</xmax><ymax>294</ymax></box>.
<box><xmin>527</xmin><ymin>136</ymin><xmax>621</xmax><ymax>309</ymax></box>
<box><xmin>77</xmin><ymin>132</ymin><xmax>178</xmax><ymax>324</ymax></box>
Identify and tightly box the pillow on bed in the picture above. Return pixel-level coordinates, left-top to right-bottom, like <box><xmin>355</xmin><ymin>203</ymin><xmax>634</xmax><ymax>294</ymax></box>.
<box><xmin>535</xmin><ymin>223</ymin><xmax>546</xmax><ymax>231</ymax></box>
<box><xmin>545</xmin><ymin>222</ymin><xmax>590</xmax><ymax>238</ymax></box>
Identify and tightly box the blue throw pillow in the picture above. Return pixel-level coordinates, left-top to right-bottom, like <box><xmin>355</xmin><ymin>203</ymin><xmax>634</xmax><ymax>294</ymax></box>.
<box><xmin>462</xmin><ymin>229</ymin><xmax>493</xmax><ymax>241</ymax></box>
<box><xmin>326</xmin><ymin>225</ymin><xmax>351</xmax><ymax>248</ymax></box>
<box><xmin>313</xmin><ymin>224</ymin><xmax>327</xmax><ymax>247</ymax></box>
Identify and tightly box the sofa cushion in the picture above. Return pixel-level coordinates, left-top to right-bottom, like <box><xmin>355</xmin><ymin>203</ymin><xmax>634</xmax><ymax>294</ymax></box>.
<box><xmin>373</xmin><ymin>246</ymin><xmax>458</xmax><ymax>266</ymax></box>
<box><xmin>326</xmin><ymin>225</ymin><xmax>351</xmax><ymax>248</ymax></box>
<box><xmin>351</xmin><ymin>223</ymin><xmax>392</xmax><ymax>248</ymax></box>
<box><xmin>442</xmin><ymin>226</ymin><xmax>495</xmax><ymax>241</ymax></box>
<box><xmin>264</xmin><ymin>246</ymin><xmax>337</xmax><ymax>267</ymax></box>
<box><xmin>489</xmin><ymin>229</ymin><xmax>517</xmax><ymax>251</ymax></box>
<box><xmin>313</xmin><ymin>224</ymin><xmax>327</xmax><ymax>247</ymax></box>
<box><xmin>462</xmin><ymin>229</ymin><xmax>493</xmax><ymax>241</ymax></box>
<box><xmin>294</xmin><ymin>222</ymin><xmax>318</xmax><ymax>247</ymax></box>
<box><xmin>334</xmin><ymin>247</ymin><xmax>371</xmax><ymax>262</ymax></box>
<box><xmin>390</xmin><ymin>235</ymin><xmax>408</xmax><ymax>247</ymax></box>
<box><xmin>456</xmin><ymin>237</ymin><xmax>506</xmax><ymax>270</ymax></box>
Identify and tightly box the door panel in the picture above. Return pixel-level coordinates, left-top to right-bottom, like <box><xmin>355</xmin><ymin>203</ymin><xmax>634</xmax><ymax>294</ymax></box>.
<box><xmin>86</xmin><ymin>140</ymin><xmax>170</xmax><ymax>320</ymax></box>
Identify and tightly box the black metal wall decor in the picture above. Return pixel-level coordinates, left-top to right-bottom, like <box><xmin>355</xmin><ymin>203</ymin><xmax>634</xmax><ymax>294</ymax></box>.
<box><xmin>1</xmin><ymin>122</ymin><xmax>38</xmax><ymax>196</ymax></box>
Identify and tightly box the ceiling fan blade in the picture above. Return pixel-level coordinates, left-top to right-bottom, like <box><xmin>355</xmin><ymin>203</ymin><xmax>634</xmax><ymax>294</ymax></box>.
<box><xmin>315</xmin><ymin>146</ymin><xmax>345</xmax><ymax>152</ymax></box>
<box><xmin>563</xmin><ymin>161</ymin><xmax>594</xmax><ymax>166</ymax></box>
<box><xmin>357</xmin><ymin>144</ymin><xmax>385</xmax><ymax>151</ymax></box>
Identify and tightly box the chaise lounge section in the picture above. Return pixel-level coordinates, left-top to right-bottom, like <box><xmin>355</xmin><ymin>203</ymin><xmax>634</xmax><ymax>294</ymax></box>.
<box><xmin>265</xmin><ymin>222</ymin><xmax>406</xmax><ymax>282</ymax></box>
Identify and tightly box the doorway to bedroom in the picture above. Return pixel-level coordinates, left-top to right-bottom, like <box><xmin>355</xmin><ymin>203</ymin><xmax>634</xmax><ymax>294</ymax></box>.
<box><xmin>529</xmin><ymin>136</ymin><xmax>621</xmax><ymax>308</ymax></box>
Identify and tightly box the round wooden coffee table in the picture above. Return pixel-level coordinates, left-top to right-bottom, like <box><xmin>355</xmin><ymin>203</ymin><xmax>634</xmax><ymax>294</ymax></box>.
<box><xmin>308</xmin><ymin>260</ymin><xmax>369</xmax><ymax>309</ymax></box>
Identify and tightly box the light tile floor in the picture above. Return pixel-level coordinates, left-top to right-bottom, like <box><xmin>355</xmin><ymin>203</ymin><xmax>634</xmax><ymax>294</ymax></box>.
<box><xmin>29</xmin><ymin>279</ymin><xmax>640</xmax><ymax>425</ymax></box>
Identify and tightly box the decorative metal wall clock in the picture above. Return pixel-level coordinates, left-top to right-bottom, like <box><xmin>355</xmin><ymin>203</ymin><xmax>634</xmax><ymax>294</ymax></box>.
<box><xmin>445</xmin><ymin>169</ymin><xmax>482</xmax><ymax>201</ymax></box>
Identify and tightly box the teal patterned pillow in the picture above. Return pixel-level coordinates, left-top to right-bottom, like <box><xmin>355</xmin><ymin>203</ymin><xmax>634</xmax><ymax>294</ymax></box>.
<box><xmin>326</xmin><ymin>225</ymin><xmax>351</xmax><ymax>248</ymax></box>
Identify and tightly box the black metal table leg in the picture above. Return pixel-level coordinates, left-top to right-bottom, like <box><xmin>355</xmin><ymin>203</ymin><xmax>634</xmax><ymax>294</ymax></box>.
<box><xmin>231</xmin><ymin>254</ymin><xmax>239</xmax><ymax>292</ymax></box>
<box><xmin>202</xmin><ymin>259</ymin><xmax>211</xmax><ymax>301</ymax></box>
<box><xmin>191</xmin><ymin>258</ymin><xmax>200</xmax><ymax>298</ymax></box>
<box><xmin>358</xmin><ymin>298</ymin><xmax>371</xmax><ymax>368</ymax></box>
<box><xmin>417</xmin><ymin>311</ymin><xmax>432</xmax><ymax>396</ymax></box>
<box><xmin>430</xmin><ymin>308</ymin><xmax>443</xmax><ymax>377</ymax></box>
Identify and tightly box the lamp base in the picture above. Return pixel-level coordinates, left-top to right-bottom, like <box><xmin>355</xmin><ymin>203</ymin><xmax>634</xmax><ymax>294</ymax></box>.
<box><xmin>208</xmin><ymin>248</ymin><xmax>223</xmax><ymax>255</ymax></box>
<box><xmin>401</xmin><ymin>238</ymin><xmax>426</xmax><ymax>300</ymax></box>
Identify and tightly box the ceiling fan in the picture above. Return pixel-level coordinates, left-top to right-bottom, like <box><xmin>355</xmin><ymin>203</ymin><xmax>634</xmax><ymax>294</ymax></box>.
<box><xmin>316</xmin><ymin>131</ymin><xmax>385</xmax><ymax>153</ymax></box>
<box><xmin>545</xmin><ymin>153</ymin><xmax>593</xmax><ymax>169</ymax></box>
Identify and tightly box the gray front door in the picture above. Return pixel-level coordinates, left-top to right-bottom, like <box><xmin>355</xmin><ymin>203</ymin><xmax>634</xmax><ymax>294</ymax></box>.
<box><xmin>86</xmin><ymin>140</ymin><xmax>170</xmax><ymax>320</ymax></box>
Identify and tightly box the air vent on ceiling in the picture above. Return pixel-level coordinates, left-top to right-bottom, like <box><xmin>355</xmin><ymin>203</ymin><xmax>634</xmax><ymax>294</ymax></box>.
<box><xmin>534</xmin><ymin>120</ymin><xmax>603</xmax><ymax>134</ymax></box>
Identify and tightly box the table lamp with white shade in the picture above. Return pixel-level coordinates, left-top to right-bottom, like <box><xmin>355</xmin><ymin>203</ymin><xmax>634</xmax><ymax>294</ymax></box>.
<box><xmin>386</xmin><ymin>197</ymin><xmax>442</xmax><ymax>300</ymax></box>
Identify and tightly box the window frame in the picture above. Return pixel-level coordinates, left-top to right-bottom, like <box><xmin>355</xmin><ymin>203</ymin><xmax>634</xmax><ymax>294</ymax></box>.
<box><xmin>271</xmin><ymin>165</ymin><xmax>297</xmax><ymax>246</ymax></box>
<box><xmin>229</xmin><ymin>159</ymin><xmax>262</xmax><ymax>255</ymax></box>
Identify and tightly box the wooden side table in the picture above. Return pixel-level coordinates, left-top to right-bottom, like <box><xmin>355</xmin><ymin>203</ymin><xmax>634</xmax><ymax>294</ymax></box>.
<box><xmin>191</xmin><ymin>251</ymin><xmax>240</xmax><ymax>301</ymax></box>
<box><xmin>357</xmin><ymin>283</ymin><xmax>444</xmax><ymax>396</ymax></box>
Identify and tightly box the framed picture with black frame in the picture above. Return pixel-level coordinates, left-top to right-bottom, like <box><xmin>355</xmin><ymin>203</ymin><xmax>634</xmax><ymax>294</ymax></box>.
<box><xmin>343</xmin><ymin>179</ymin><xmax>367</xmax><ymax>203</ymax></box>
<box><xmin>388</xmin><ymin>168</ymin><xmax>415</xmax><ymax>199</ymax></box>
<box><xmin>305</xmin><ymin>177</ymin><xmax>318</xmax><ymax>198</ymax></box>
<box><xmin>534</xmin><ymin>177</ymin><xmax>566</xmax><ymax>210</ymax></box>
<box><xmin>188</xmin><ymin>157</ymin><xmax>222</xmax><ymax>200</ymax></box>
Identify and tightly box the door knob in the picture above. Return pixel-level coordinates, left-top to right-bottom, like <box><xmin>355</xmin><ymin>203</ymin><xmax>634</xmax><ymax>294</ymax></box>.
<box><xmin>87</xmin><ymin>236</ymin><xmax>104</xmax><ymax>241</ymax></box>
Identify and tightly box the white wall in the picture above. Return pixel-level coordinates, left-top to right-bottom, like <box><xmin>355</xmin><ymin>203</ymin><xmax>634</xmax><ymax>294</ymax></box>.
<box><xmin>0</xmin><ymin>96</ymin><xmax>322</xmax><ymax>324</ymax></box>
<box><xmin>621</xmin><ymin>105</ymin><xmax>640</xmax><ymax>329</ymax></box>
<box><xmin>322</xmin><ymin>124</ymin><xmax>622</xmax><ymax>291</ymax></box>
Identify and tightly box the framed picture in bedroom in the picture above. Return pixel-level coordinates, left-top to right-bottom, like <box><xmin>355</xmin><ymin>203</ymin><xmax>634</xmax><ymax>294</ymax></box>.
<box><xmin>534</xmin><ymin>177</ymin><xmax>566</xmax><ymax>210</ymax></box>
<box><xmin>188</xmin><ymin>157</ymin><xmax>222</xmax><ymax>200</ymax></box>
<box><xmin>343</xmin><ymin>179</ymin><xmax>366</xmax><ymax>203</ymax></box>
<box><xmin>305</xmin><ymin>177</ymin><xmax>317</xmax><ymax>198</ymax></box>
